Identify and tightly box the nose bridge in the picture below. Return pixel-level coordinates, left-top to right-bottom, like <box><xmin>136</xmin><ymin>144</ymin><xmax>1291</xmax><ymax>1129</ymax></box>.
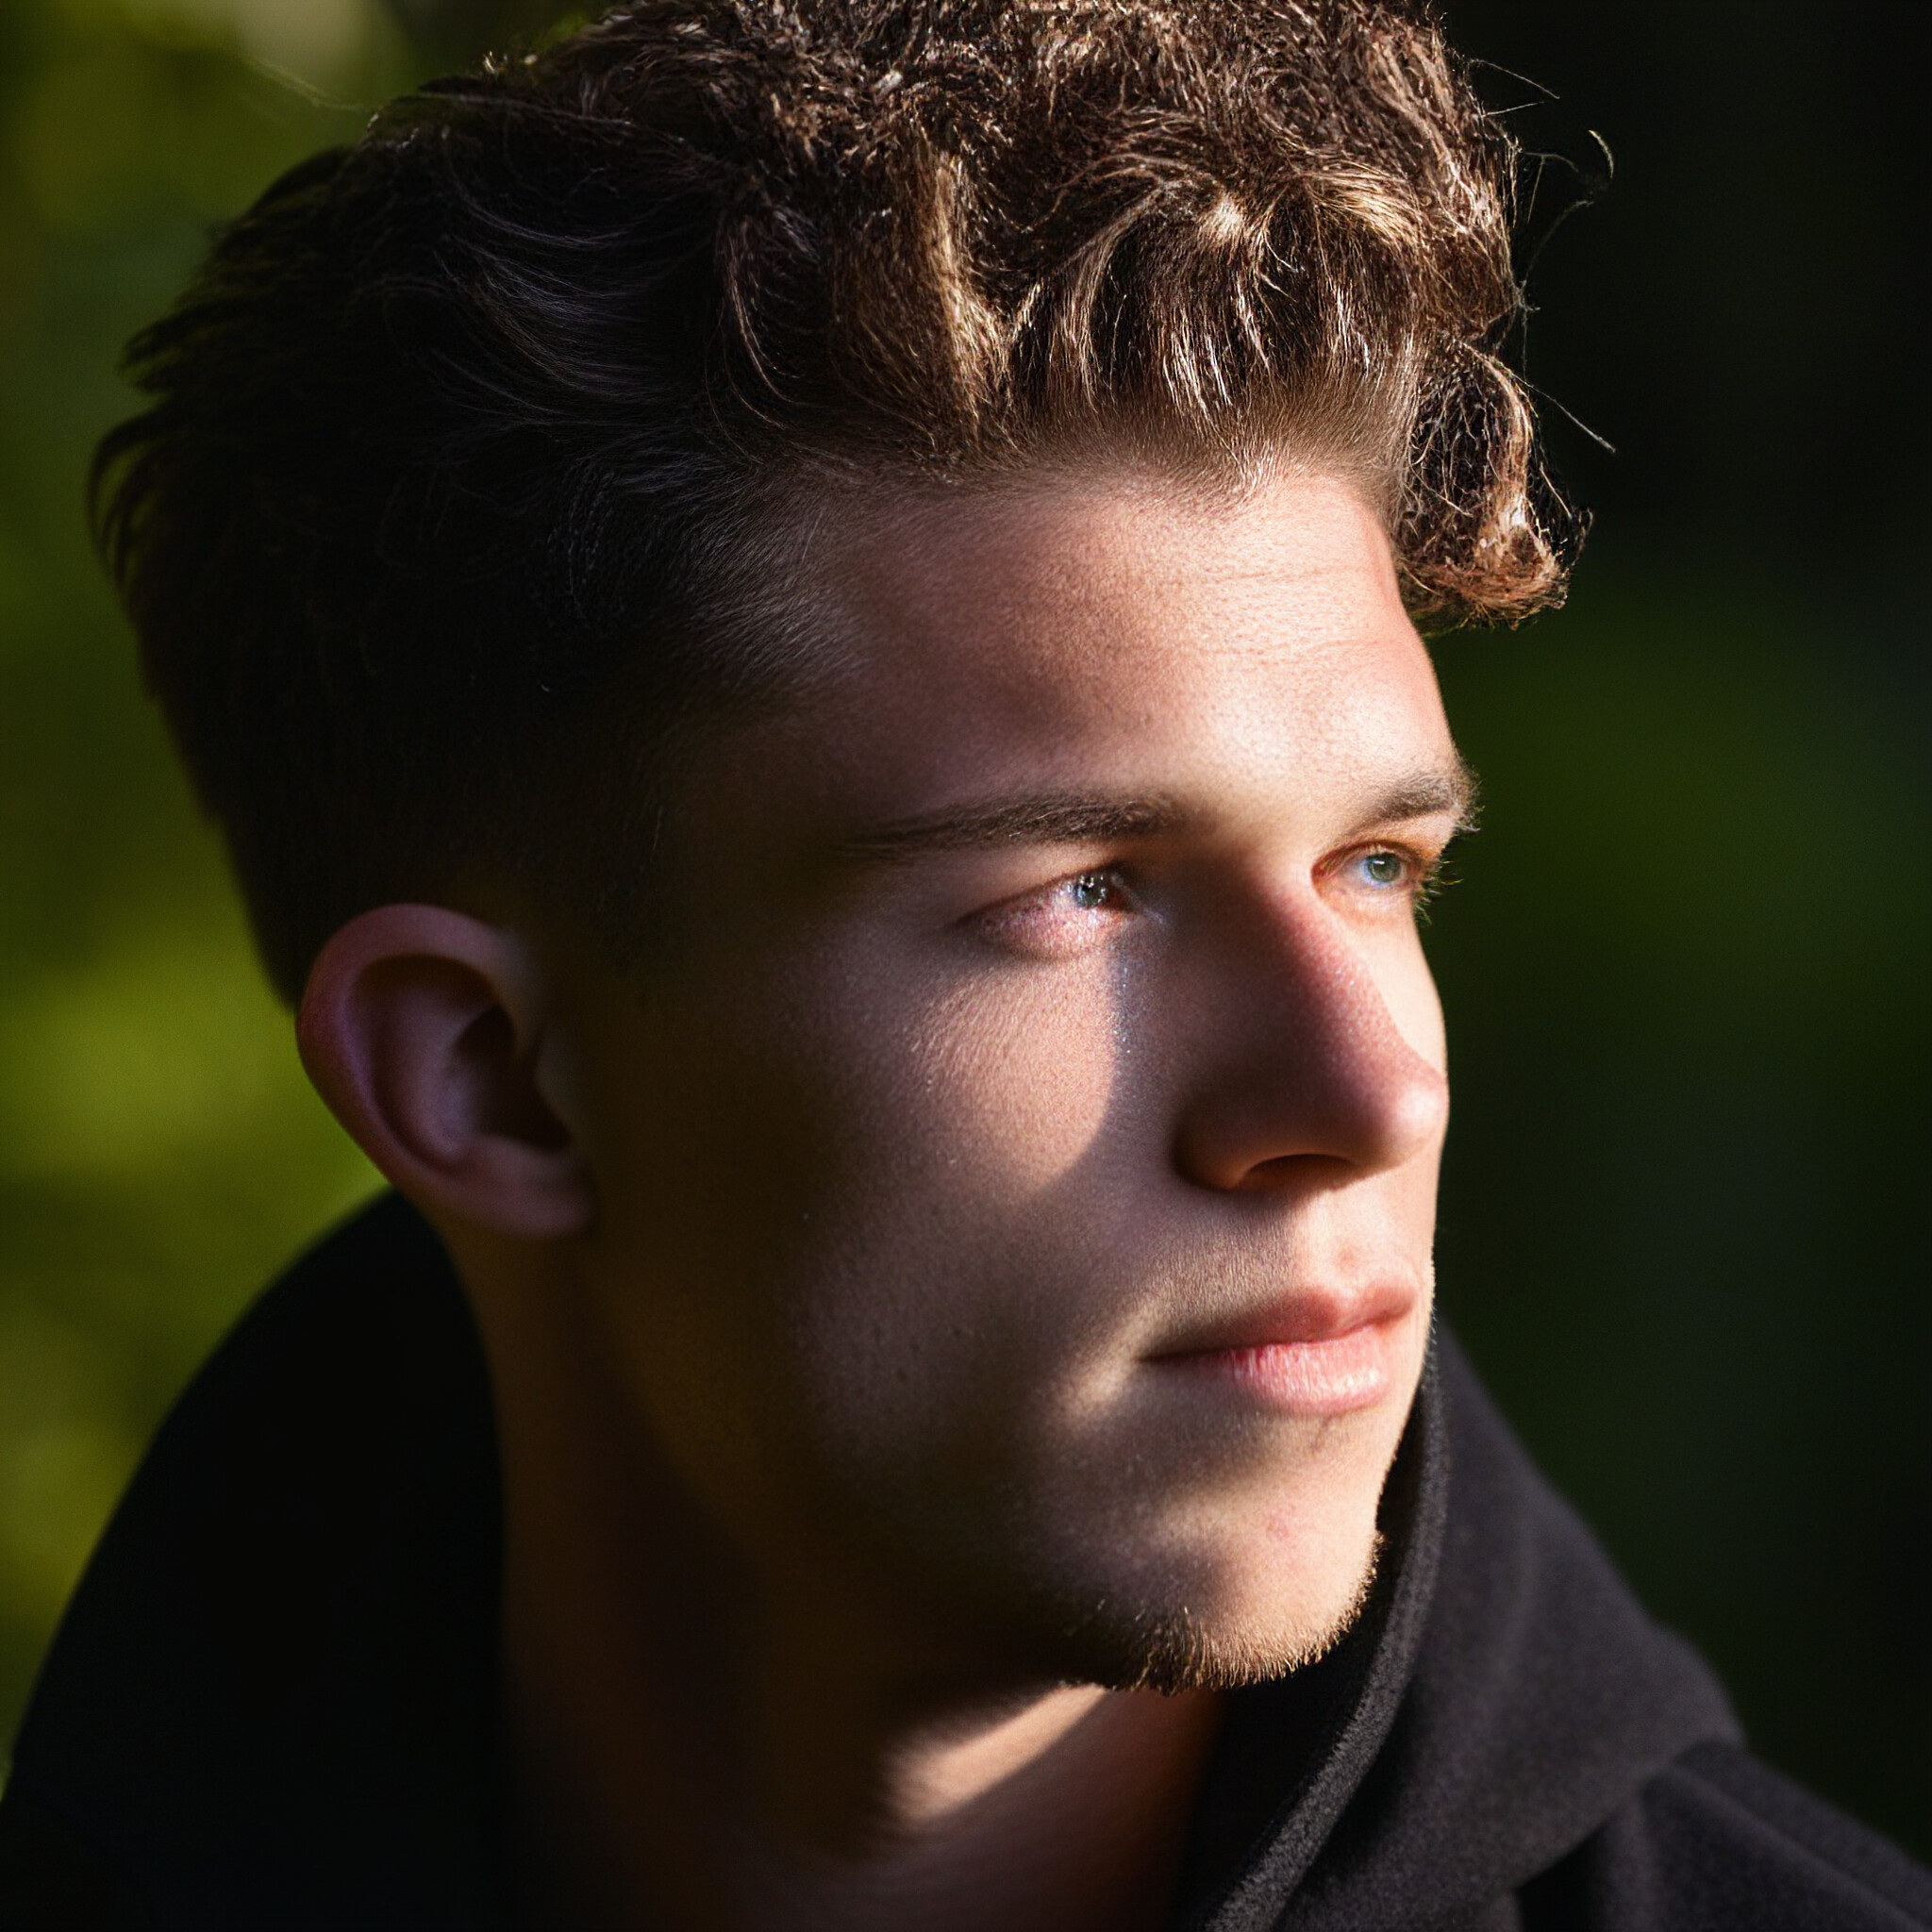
<box><xmin>1171</xmin><ymin>880</ymin><xmax>1448</xmax><ymax>1191</ymax></box>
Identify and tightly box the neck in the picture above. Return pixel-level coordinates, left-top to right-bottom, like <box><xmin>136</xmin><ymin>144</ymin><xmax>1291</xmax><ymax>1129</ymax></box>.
<box><xmin>456</xmin><ymin>1237</ymin><xmax>1223</xmax><ymax>1932</ymax></box>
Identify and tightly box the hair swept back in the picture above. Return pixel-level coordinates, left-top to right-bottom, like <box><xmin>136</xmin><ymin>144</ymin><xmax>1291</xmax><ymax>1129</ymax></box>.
<box><xmin>95</xmin><ymin>0</ymin><xmax>1574</xmax><ymax>998</ymax></box>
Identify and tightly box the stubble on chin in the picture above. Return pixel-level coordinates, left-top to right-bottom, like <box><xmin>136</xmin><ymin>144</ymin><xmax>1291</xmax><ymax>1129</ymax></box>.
<box><xmin>1035</xmin><ymin>1528</ymin><xmax>1387</xmax><ymax>1696</ymax></box>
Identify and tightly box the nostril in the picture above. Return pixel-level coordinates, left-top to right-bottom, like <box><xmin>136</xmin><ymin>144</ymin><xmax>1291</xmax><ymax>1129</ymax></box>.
<box><xmin>1231</xmin><ymin>1150</ymin><xmax>1357</xmax><ymax>1193</ymax></box>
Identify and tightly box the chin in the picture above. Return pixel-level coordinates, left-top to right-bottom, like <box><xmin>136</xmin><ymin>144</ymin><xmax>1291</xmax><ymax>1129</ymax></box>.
<box><xmin>1060</xmin><ymin>1398</ymin><xmax>1407</xmax><ymax>1691</ymax></box>
<box><xmin>1065</xmin><ymin>1575</ymin><xmax>1379</xmax><ymax>1697</ymax></box>
<box><xmin>963</xmin><ymin>1471</ymin><xmax>1390</xmax><ymax>1695</ymax></box>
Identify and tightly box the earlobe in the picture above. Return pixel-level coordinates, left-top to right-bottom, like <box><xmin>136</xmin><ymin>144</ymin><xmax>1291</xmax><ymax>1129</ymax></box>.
<box><xmin>297</xmin><ymin>905</ymin><xmax>594</xmax><ymax>1241</ymax></box>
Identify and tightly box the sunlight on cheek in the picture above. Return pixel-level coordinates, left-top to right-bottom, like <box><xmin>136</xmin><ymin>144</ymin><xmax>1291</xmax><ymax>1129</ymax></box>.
<box><xmin>900</xmin><ymin>967</ymin><xmax>1128</xmax><ymax>1193</ymax></box>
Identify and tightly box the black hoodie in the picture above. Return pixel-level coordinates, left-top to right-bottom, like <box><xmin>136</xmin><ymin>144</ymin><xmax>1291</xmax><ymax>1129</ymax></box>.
<box><xmin>1</xmin><ymin>1194</ymin><xmax>1926</xmax><ymax>1930</ymax></box>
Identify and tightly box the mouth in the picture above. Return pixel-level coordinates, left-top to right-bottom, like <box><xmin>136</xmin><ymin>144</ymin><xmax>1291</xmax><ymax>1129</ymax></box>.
<box><xmin>1144</xmin><ymin>1285</ymin><xmax>1416</xmax><ymax>1419</ymax></box>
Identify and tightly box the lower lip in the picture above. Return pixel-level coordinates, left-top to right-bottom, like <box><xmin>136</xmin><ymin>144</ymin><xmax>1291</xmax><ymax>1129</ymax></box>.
<box><xmin>1161</xmin><ymin>1324</ymin><xmax>1391</xmax><ymax>1417</ymax></box>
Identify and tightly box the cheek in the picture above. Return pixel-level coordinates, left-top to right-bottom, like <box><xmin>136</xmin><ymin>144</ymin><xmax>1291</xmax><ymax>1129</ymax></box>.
<box><xmin>778</xmin><ymin>956</ymin><xmax>1143</xmax><ymax>1411</ymax></box>
<box><xmin>580</xmin><ymin>949</ymin><xmax>1141</xmax><ymax>1483</ymax></box>
<box><xmin>890</xmin><ymin>963</ymin><xmax>1132</xmax><ymax>1191</ymax></box>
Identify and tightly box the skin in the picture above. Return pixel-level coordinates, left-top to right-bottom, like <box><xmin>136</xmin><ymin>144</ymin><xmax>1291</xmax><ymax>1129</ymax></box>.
<box><xmin>299</xmin><ymin>461</ymin><xmax>1465</xmax><ymax>1931</ymax></box>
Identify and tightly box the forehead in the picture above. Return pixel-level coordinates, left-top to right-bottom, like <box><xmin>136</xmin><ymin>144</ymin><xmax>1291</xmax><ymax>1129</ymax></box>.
<box><xmin>730</xmin><ymin>463</ymin><xmax>1450</xmax><ymax>821</ymax></box>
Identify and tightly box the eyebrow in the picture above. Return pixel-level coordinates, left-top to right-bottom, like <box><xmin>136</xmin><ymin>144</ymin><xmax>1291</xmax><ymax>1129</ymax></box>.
<box><xmin>1365</xmin><ymin>758</ymin><xmax>1480</xmax><ymax>832</ymax></box>
<box><xmin>836</xmin><ymin>759</ymin><xmax>1475</xmax><ymax>866</ymax></box>
<box><xmin>838</xmin><ymin>792</ymin><xmax>1193</xmax><ymax>863</ymax></box>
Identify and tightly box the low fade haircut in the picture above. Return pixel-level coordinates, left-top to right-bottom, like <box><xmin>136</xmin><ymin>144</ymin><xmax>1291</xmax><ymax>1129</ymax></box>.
<box><xmin>93</xmin><ymin>0</ymin><xmax>1573</xmax><ymax>1001</ymax></box>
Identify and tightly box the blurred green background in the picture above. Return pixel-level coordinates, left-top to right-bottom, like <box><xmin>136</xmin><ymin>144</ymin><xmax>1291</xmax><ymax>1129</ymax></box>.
<box><xmin>0</xmin><ymin>0</ymin><xmax>1925</xmax><ymax>1863</ymax></box>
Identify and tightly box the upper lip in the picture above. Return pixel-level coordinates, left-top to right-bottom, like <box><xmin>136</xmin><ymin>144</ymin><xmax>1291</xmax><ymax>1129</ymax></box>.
<box><xmin>1146</xmin><ymin>1279</ymin><xmax>1417</xmax><ymax>1359</ymax></box>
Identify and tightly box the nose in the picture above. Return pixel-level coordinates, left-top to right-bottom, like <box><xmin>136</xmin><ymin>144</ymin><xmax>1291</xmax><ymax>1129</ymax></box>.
<box><xmin>1169</xmin><ymin>889</ymin><xmax>1448</xmax><ymax>1192</ymax></box>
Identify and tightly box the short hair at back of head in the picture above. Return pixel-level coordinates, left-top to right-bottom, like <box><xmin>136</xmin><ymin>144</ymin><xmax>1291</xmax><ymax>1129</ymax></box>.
<box><xmin>93</xmin><ymin>0</ymin><xmax>1574</xmax><ymax>1001</ymax></box>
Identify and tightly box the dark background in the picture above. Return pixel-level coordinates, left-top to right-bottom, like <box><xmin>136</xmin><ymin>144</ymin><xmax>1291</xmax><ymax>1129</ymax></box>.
<box><xmin>0</xmin><ymin>0</ymin><xmax>1925</xmax><ymax>1857</ymax></box>
<box><xmin>1432</xmin><ymin>0</ymin><xmax>1932</xmax><ymax>1855</ymax></box>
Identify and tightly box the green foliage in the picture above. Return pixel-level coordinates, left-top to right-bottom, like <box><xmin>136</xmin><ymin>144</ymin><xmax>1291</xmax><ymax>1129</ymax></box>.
<box><xmin>0</xmin><ymin>0</ymin><xmax>406</xmax><ymax>1758</ymax></box>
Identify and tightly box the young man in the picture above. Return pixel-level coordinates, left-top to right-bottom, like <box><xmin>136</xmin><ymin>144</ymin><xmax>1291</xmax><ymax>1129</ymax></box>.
<box><xmin>1</xmin><ymin>2</ymin><xmax>1925</xmax><ymax>1926</ymax></box>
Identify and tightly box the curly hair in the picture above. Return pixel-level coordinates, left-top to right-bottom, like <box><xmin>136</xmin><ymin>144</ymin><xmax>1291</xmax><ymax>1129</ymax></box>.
<box><xmin>94</xmin><ymin>0</ymin><xmax>1572</xmax><ymax>998</ymax></box>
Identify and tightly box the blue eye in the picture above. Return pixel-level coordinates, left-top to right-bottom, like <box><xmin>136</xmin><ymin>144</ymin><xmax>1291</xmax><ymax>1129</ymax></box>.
<box><xmin>1359</xmin><ymin>850</ymin><xmax>1407</xmax><ymax>888</ymax></box>
<box><xmin>1067</xmin><ymin>871</ymin><xmax>1122</xmax><ymax>910</ymax></box>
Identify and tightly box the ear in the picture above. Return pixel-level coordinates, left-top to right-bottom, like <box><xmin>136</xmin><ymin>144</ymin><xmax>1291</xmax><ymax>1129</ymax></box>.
<box><xmin>296</xmin><ymin>905</ymin><xmax>594</xmax><ymax>1241</ymax></box>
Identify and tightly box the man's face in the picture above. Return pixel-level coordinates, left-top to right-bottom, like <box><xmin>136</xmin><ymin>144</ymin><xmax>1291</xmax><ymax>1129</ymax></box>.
<box><xmin>554</xmin><ymin>464</ymin><xmax>1461</xmax><ymax>1688</ymax></box>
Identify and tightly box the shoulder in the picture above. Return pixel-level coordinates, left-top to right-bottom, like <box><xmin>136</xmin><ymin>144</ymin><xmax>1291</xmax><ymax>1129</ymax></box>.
<box><xmin>1521</xmin><ymin>1741</ymin><xmax>1932</xmax><ymax>1931</ymax></box>
<box><xmin>0</xmin><ymin>1194</ymin><xmax>502</xmax><ymax>1929</ymax></box>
